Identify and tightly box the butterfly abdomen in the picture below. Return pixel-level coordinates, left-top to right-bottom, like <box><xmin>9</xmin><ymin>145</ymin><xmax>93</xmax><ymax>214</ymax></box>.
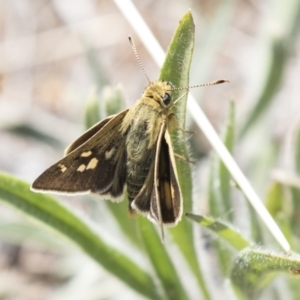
<box><xmin>126</xmin><ymin>153</ymin><xmax>153</xmax><ymax>200</ymax></box>
<box><xmin>125</xmin><ymin>118</ymin><xmax>155</xmax><ymax>204</ymax></box>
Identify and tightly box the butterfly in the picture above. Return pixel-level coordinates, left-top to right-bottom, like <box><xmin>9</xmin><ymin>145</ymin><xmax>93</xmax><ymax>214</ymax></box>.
<box><xmin>31</xmin><ymin>36</ymin><xmax>227</xmax><ymax>237</ymax></box>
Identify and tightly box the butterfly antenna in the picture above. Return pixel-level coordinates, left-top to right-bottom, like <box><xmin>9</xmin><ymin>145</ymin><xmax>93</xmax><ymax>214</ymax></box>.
<box><xmin>128</xmin><ymin>36</ymin><xmax>151</xmax><ymax>83</ymax></box>
<box><xmin>171</xmin><ymin>79</ymin><xmax>229</xmax><ymax>92</ymax></box>
<box><xmin>170</xmin><ymin>79</ymin><xmax>229</xmax><ymax>107</ymax></box>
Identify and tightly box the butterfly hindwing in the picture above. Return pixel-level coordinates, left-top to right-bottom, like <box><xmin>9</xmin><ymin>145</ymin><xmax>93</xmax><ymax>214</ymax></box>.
<box><xmin>150</xmin><ymin>126</ymin><xmax>182</xmax><ymax>225</ymax></box>
<box><xmin>131</xmin><ymin>149</ymin><xmax>155</xmax><ymax>214</ymax></box>
<box><xmin>32</xmin><ymin>109</ymin><xmax>129</xmax><ymax>197</ymax></box>
<box><xmin>132</xmin><ymin>123</ymin><xmax>182</xmax><ymax>225</ymax></box>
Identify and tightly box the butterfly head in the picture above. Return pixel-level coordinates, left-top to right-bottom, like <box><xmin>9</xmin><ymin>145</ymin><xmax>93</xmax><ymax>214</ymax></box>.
<box><xmin>142</xmin><ymin>81</ymin><xmax>175</xmax><ymax>110</ymax></box>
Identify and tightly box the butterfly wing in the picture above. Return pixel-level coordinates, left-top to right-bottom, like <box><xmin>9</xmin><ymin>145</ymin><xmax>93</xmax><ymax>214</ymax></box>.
<box><xmin>31</xmin><ymin>109</ymin><xmax>129</xmax><ymax>198</ymax></box>
<box><xmin>132</xmin><ymin>123</ymin><xmax>182</xmax><ymax>225</ymax></box>
<box><xmin>150</xmin><ymin>126</ymin><xmax>182</xmax><ymax>225</ymax></box>
<box><xmin>64</xmin><ymin>113</ymin><xmax>120</xmax><ymax>155</ymax></box>
<box><xmin>130</xmin><ymin>151</ymin><xmax>155</xmax><ymax>214</ymax></box>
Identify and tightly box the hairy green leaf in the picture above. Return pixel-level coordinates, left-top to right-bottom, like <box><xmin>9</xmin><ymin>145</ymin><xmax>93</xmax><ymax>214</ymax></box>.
<box><xmin>0</xmin><ymin>172</ymin><xmax>159</xmax><ymax>300</ymax></box>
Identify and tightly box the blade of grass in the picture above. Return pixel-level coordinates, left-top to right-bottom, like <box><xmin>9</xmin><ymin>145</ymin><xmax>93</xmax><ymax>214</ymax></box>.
<box><xmin>0</xmin><ymin>172</ymin><xmax>159</xmax><ymax>300</ymax></box>
<box><xmin>84</xmin><ymin>88</ymin><xmax>101</xmax><ymax>129</ymax></box>
<box><xmin>186</xmin><ymin>213</ymin><xmax>250</xmax><ymax>251</ymax></box>
<box><xmin>208</xmin><ymin>101</ymin><xmax>235</xmax><ymax>220</ymax></box>
<box><xmin>104</xmin><ymin>198</ymin><xmax>141</xmax><ymax>247</ymax></box>
<box><xmin>207</xmin><ymin>102</ymin><xmax>236</xmax><ymax>274</ymax></box>
<box><xmin>239</xmin><ymin>0</ymin><xmax>300</xmax><ymax>137</ymax></box>
<box><xmin>219</xmin><ymin>101</ymin><xmax>235</xmax><ymax>215</ymax></box>
<box><xmin>138</xmin><ymin>217</ymin><xmax>189</xmax><ymax>300</ymax></box>
<box><xmin>265</xmin><ymin>182</ymin><xmax>294</xmax><ymax>246</ymax></box>
<box><xmin>295</xmin><ymin>124</ymin><xmax>300</xmax><ymax>175</ymax></box>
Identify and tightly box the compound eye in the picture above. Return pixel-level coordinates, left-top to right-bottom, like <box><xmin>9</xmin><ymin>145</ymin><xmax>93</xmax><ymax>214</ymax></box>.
<box><xmin>162</xmin><ymin>93</ymin><xmax>171</xmax><ymax>105</ymax></box>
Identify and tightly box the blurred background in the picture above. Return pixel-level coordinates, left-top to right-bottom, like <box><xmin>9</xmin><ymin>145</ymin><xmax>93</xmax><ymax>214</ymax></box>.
<box><xmin>0</xmin><ymin>0</ymin><xmax>300</xmax><ymax>299</ymax></box>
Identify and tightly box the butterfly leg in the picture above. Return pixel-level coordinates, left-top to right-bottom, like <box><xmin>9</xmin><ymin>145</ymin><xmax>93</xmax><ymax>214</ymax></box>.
<box><xmin>174</xmin><ymin>153</ymin><xmax>195</xmax><ymax>164</ymax></box>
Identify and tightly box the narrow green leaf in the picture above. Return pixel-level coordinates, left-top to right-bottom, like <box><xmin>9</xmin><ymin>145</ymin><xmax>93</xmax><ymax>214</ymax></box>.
<box><xmin>246</xmin><ymin>202</ymin><xmax>265</xmax><ymax>248</ymax></box>
<box><xmin>104</xmin><ymin>198</ymin><xmax>141</xmax><ymax>247</ymax></box>
<box><xmin>0</xmin><ymin>172</ymin><xmax>159</xmax><ymax>300</ymax></box>
<box><xmin>158</xmin><ymin>10</ymin><xmax>210</xmax><ymax>299</ymax></box>
<box><xmin>138</xmin><ymin>217</ymin><xmax>189</xmax><ymax>300</ymax></box>
<box><xmin>239</xmin><ymin>0</ymin><xmax>300</xmax><ymax>137</ymax></box>
<box><xmin>208</xmin><ymin>151</ymin><xmax>225</xmax><ymax>220</ymax></box>
<box><xmin>265</xmin><ymin>182</ymin><xmax>284</xmax><ymax>216</ymax></box>
<box><xmin>208</xmin><ymin>101</ymin><xmax>235</xmax><ymax>219</ymax></box>
<box><xmin>186</xmin><ymin>213</ymin><xmax>250</xmax><ymax>251</ymax></box>
<box><xmin>290</xmin><ymin>187</ymin><xmax>300</xmax><ymax>238</ymax></box>
<box><xmin>84</xmin><ymin>89</ymin><xmax>101</xmax><ymax>129</ymax></box>
<box><xmin>206</xmin><ymin>102</ymin><xmax>236</xmax><ymax>274</ymax></box>
<box><xmin>265</xmin><ymin>182</ymin><xmax>294</xmax><ymax>248</ymax></box>
<box><xmin>231</xmin><ymin>247</ymin><xmax>300</xmax><ymax>299</ymax></box>
<box><xmin>6</xmin><ymin>123</ymin><xmax>63</xmax><ymax>149</ymax></box>
<box><xmin>0</xmin><ymin>221</ymin><xmax>67</xmax><ymax>250</ymax></box>
<box><xmin>103</xmin><ymin>85</ymin><xmax>125</xmax><ymax>116</ymax></box>
<box><xmin>85</xmin><ymin>85</ymin><xmax>125</xmax><ymax>129</ymax></box>
<box><xmin>274</xmin><ymin>171</ymin><xmax>300</xmax><ymax>241</ymax></box>
<box><xmin>207</xmin><ymin>179</ymin><xmax>230</xmax><ymax>275</ymax></box>
<box><xmin>85</xmin><ymin>45</ymin><xmax>106</xmax><ymax>91</ymax></box>
<box><xmin>219</xmin><ymin>101</ymin><xmax>235</xmax><ymax>216</ymax></box>
<box><xmin>295</xmin><ymin>123</ymin><xmax>300</xmax><ymax>175</ymax></box>
<box><xmin>239</xmin><ymin>38</ymin><xmax>288</xmax><ymax>137</ymax></box>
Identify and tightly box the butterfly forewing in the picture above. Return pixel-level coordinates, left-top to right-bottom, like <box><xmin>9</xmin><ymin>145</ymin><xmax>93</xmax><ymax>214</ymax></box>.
<box><xmin>65</xmin><ymin>113</ymin><xmax>120</xmax><ymax>155</ymax></box>
<box><xmin>32</xmin><ymin>110</ymin><xmax>128</xmax><ymax>196</ymax></box>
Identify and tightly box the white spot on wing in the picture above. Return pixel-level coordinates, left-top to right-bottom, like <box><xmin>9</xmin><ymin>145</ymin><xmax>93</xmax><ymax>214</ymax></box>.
<box><xmin>58</xmin><ymin>163</ymin><xmax>67</xmax><ymax>172</ymax></box>
<box><xmin>87</xmin><ymin>158</ymin><xmax>98</xmax><ymax>169</ymax></box>
<box><xmin>81</xmin><ymin>151</ymin><xmax>92</xmax><ymax>157</ymax></box>
<box><xmin>105</xmin><ymin>148</ymin><xmax>116</xmax><ymax>160</ymax></box>
<box><xmin>77</xmin><ymin>164</ymin><xmax>86</xmax><ymax>172</ymax></box>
